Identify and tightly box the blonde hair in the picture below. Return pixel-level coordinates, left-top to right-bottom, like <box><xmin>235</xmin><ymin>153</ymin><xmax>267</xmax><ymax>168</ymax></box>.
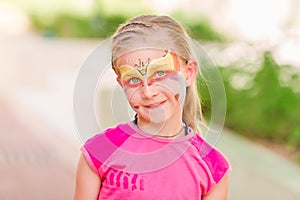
<box><xmin>111</xmin><ymin>15</ymin><xmax>204</xmax><ymax>133</ymax></box>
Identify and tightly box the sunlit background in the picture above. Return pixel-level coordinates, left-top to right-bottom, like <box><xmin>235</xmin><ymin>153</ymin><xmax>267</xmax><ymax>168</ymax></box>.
<box><xmin>0</xmin><ymin>0</ymin><xmax>300</xmax><ymax>199</ymax></box>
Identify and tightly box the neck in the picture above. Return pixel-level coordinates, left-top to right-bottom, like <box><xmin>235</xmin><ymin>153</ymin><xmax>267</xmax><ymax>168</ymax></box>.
<box><xmin>136</xmin><ymin>114</ymin><xmax>185</xmax><ymax>138</ymax></box>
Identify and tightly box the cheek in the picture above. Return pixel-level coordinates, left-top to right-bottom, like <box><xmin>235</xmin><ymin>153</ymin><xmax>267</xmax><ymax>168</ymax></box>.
<box><xmin>124</xmin><ymin>87</ymin><xmax>141</xmax><ymax>105</ymax></box>
<box><xmin>156</xmin><ymin>74</ymin><xmax>186</xmax><ymax>101</ymax></box>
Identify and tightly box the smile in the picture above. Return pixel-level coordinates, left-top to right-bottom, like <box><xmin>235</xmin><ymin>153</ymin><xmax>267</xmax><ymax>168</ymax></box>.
<box><xmin>144</xmin><ymin>100</ymin><xmax>167</xmax><ymax>109</ymax></box>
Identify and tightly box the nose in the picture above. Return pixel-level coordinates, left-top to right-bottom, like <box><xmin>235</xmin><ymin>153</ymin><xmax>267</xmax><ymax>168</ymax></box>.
<box><xmin>141</xmin><ymin>84</ymin><xmax>159</xmax><ymax>99</ymax></box>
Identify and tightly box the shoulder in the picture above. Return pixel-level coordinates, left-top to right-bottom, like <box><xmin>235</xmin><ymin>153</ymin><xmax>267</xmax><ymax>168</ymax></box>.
<box><xmin>81</xmin><ymin>122</ymin><xmax>132</xmax><ymax>173</ymax></box>
<box><xmin>84</xmin><ymin>122</ymin><xmax>131</xmax><ymax>147</ymax></box>
<box><xmin>191</xmin><ymin>134</ymin><xmax>231</xmax><ymax>185</ymax></box>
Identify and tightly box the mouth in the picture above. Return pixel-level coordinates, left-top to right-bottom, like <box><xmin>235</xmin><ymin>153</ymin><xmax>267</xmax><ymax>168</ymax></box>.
<box><xmin>144</xmin><ymin>100</ymin><xmax>167</xmax><ymax>109</ymax></box>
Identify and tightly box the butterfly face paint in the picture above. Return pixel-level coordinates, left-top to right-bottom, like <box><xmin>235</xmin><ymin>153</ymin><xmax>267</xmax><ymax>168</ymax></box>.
<box><xmin>116</xmin><ymin>49</ymin><xmax>186</xmax><ymax>122</ymax></box>
<box><xmin>118</xmin><ymin>50</ymin><xmax>185</xmax><ymax>88</ymax></box>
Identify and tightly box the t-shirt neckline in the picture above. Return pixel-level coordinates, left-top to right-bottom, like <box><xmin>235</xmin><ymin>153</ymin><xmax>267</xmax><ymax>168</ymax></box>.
<box><xmin>125</xmin><ymin>121</ymin><xmax>196</xmax><ymax>143</ymax></box>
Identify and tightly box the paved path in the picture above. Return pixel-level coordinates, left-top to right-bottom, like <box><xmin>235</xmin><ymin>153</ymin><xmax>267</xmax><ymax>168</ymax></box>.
<box><xmin>1</xmin><ymin>34</ymin><xmax>300</xmax><ymax>199</ymax></box>
<box><xmin>0</xmin><ymin>34</ymin><xmax>85</xmax><ymax>200</ymax></box>
<box><xmin>217</xmin><ymin>130</ymin><xmax>300</xmax><ymax>200</ymax></box>
<box><xmin>0</xmin><ymin>98</ymin><xmax>77</xmax><ymax>200</ymax></box>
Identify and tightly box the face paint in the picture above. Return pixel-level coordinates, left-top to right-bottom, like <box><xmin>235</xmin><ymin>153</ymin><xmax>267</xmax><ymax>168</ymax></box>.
<box><xmin>116</xmin><ymin>49</ymin><xmax>186</xmax><ymax>121</ymax></box>
<box><xmin>118</xmin><ymin>50</ymin><xmax>181</xmax><ymax>89</ymax></box>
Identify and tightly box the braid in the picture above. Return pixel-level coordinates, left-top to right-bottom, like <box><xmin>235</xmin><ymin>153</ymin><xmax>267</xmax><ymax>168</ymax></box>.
<box><xmin>116</xmin><ymin>22</ymin><xmax>152</xmax><ymax>33</ymax></box>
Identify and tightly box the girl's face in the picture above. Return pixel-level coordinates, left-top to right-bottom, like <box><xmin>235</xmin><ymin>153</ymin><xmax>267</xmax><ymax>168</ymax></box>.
<box><xmin>115</xmin><ymin>49</ymin><xmax>191</xmax><ymax>124</ymax></box>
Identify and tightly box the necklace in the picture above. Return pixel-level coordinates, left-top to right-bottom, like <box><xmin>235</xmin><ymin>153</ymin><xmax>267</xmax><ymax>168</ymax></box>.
<box><xmin>133</xmin><ymin>117</ymin><xmax>188</xmax><ymax>138</ymax></box>
<box><xmin>153</xmin><ymin>124</ymin><xmax>185</xmax><ymax>138</ymax></box>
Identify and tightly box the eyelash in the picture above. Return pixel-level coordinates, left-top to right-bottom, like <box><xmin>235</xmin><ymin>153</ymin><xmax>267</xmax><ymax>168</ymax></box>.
<box><xmin>125</xmin><ymin>70</ymin><xmax>170</xmax><ymax>87</ymax></box>
<box><xmin>155</xmin><ymin>71</ymin><xmax>166</xmax><ymax>77</ymax></box>
<box><xmin>128</xmin><ymin>77</ymin><xmax>141</xmax><ymax>85</ymax></box>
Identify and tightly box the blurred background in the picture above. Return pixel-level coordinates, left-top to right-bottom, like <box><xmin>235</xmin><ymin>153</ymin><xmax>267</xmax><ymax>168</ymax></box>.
<box><xmin>0</xmin><ymin>0</ymin><xmax>300</xmax><ymax>199</ymax></box>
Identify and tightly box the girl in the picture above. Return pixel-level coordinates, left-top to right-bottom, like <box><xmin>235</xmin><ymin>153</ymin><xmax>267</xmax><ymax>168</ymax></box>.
<box><xmin>74</xmin><ymin>15</ymin><xmax>230</xmax><ymax>200</ymax></box>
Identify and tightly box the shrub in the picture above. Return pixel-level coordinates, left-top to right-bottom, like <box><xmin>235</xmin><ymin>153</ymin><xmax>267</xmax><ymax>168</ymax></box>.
<box><xmin>30</xmin><ymin>13</ymin><xmax>127</xmax><ymax>38</ymax></box>
<box><xmin>29</xmin><ymin>11</ymin><xmax>225</xmax><ymax>41</ymax></box>
<box><xmin>204</xmin><ymin>51</ymin><xmax>300</xmax><ymax>149</ymax></box>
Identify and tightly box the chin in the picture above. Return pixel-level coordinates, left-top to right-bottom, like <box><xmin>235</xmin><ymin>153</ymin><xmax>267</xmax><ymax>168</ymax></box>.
<box><xmin>149</xmin><ymin>115</ymin><xmax>168</xmax><ymax>124</ymax></box>
<box><xmin>138</xmin><ymin>111</ymin><xmax>169</xmax><ymax>124</ymax></box>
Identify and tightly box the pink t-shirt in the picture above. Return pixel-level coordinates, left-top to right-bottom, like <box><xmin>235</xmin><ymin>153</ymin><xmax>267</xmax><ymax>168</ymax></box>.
<box><xmin>81</xmin><ymin>122</ymin><xmax>230</xmax><ymax>199</ymax></box>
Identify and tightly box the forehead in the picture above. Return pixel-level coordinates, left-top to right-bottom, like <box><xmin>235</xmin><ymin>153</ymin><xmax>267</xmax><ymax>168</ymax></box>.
<box><xmin>115</xmin><ymin>49</ymin><xmax>167</xmax><ymax>66</ymax></box>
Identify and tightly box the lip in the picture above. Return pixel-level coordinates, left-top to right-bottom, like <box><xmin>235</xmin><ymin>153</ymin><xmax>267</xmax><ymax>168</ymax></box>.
<box><xmin>144</xmin><ymin>100</ymin><xmax>167</xmax><ymax>109</ymax></box>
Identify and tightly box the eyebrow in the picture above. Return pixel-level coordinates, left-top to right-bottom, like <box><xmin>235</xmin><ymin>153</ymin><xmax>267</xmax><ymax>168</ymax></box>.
<box><xmin>122</xmin><ymin>71</ymin><xmax>142</xmax><ymax>78</ymax></box>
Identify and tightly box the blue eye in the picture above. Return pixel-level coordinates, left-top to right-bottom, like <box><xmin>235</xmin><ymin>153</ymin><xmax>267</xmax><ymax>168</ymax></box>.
<box><xmin>128</xmin><ymin>77</ymin><xmax>140</xmax><ymax>85</ymax></box>
<box><xmin>155</xmin><ymin>71</ymin><xmax>166</xmax><ymax>77</ymax></box>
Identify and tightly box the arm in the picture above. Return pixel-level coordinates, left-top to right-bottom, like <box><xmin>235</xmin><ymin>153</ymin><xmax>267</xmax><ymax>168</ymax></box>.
<box><xmin>202</xmin><ymin>174</ymin><xmax>229</xmax><ymax>200</ymax></box>
<box><xmin>74</xmin><ymin>154</ymin><xmax>101</xmax><ymax>200</ymax></box>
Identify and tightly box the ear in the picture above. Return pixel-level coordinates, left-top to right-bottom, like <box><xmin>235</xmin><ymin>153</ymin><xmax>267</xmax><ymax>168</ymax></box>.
<box><xmin>184</xmin><ymin>59</ymin><xmax>198</xmax><ymax>86</ymax></box>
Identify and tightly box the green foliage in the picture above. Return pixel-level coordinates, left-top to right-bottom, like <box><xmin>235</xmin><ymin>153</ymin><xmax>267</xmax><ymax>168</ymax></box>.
<box><xmin>171</xmin><ymin>12</ymin><xmax>226</xmax><ymax>41</ymax></box>
<box><xmin>28</xmin><ymin>8</ymin><xmax>224</xmax><ymax>41</ymax></box>
<box><xmin>186</xmin><ymin>22</ymin><xmax>225</xmax><ymax>41</ymax></box>
<box><xmin>203</xmin><ymin>51</ymin><xmax>300</xmax><ymax>149</ymax></box>
<box><xmin>30</xmin><ymin>13</ymin><xmax>127</xmax><ymax>38</ymax></box>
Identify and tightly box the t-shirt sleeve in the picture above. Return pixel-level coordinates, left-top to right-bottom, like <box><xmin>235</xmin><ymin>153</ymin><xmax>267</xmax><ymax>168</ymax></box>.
<box><xmin>193</xmin><ymin>135</ymin><xmax>231</xmax><ymax>194</ymax></box>
<box><xmin>81</xmin><ymin>134</ymin><xmax>104</xmax><ymax>175</ymax></box>
<box><xmin>202</xmin><ymin>145</ymin><xmax>231</xmax><ymax>192</ymax></box>
<box><xmin>80</xmin><ymin>125</ymin><xmax>131</xmax><ymax>177</ymax></box>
